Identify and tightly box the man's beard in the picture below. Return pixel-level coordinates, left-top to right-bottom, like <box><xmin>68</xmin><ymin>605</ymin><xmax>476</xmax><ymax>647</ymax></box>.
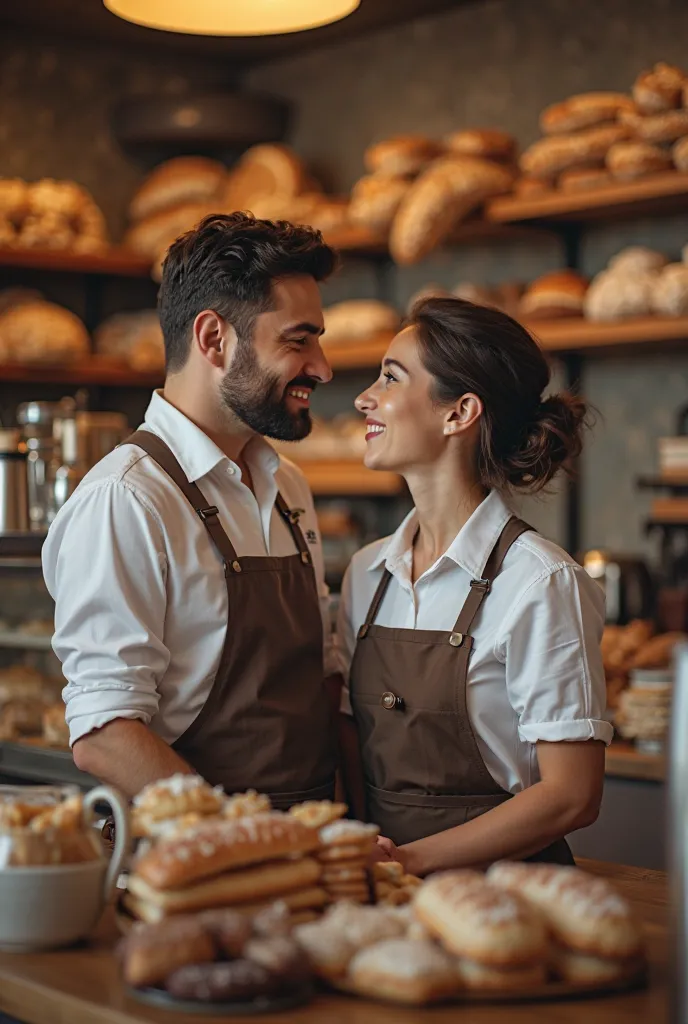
<box><xmin>219</xmin><ymin>339</ymin><xmax>316</xmax><ymax>442</ymax></box>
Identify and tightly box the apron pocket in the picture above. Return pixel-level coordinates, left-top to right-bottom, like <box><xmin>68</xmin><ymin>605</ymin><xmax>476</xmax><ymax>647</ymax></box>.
<box><xmin>366</xmin><ymin>782</ymin><xmax>509</xmax><ymax>847</ymax></box>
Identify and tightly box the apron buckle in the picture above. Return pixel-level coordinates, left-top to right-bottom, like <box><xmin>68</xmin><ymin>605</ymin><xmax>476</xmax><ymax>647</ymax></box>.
<box><xmin>470</xmin><ymin>578</ymin><xmax>491</xmax><ymax>594</ymax></box>
<box><xmin>300</xmin><ymin>551</ymin><xmax>311</xmax><ymax>566</ymax></box>
<box><xmin>198</xmin><ymin>505</ymin><xmax>220</xmax><ymax>521</ymax></box>
<box><xmin>381</xmin><ymin>691</ymin><xmax>404</xmax><ymax>711</ymax></box>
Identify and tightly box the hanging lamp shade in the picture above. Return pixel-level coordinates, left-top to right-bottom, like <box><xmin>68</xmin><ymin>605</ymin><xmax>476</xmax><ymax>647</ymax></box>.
<box><xmin>103</xmin><ymin>0</ymin><xmax>361</xmax><ymax>36</ymax></box>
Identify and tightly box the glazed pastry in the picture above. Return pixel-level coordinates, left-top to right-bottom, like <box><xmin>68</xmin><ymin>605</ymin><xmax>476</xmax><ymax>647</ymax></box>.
<box><xmin>133</xmin><ymin>774</ymin><xmax>224</xmax><ymax>822</ymax></box>
<box><xmin>222</xmin><ymin>790</ymin><xmax>272</xmax><ymax>820</ymax></box>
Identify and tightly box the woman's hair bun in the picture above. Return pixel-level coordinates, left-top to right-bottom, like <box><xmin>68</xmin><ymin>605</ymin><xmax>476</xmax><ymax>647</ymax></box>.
<box><xmin>500</xmin><ymin>392</ymin><xmax>589</xmax><ymax>490</ymax></box>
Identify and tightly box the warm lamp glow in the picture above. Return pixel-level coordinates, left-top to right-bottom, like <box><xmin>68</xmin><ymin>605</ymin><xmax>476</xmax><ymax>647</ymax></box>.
<box><xmin>103</xmin><ymin>0</ymin><xmax>361</xmax><ymax>36</ymax></box>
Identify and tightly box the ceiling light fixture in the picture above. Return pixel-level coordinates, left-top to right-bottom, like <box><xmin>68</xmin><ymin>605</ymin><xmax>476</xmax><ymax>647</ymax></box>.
<box><xmin>103</xmin><ymin>0</ymin><xmax>361</xmax><ymax>36</ymax></box>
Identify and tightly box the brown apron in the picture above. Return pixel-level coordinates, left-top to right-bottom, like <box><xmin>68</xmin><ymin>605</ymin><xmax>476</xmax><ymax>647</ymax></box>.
<box><xmin>349</xmin><ymin>515</ymin><xmax>574</xmax><ymax>864</ymax></box>
<box><xmin>124</xmin><ymin>430</ymin><xmax>336</xmax><ymax>809</ymax></box>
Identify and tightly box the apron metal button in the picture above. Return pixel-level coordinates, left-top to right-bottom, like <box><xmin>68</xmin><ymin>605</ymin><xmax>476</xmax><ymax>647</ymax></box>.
<box><xmin>231</xmin><ymin>560</ymin><xmax>242</xmax><ymax>573</ymax></box>
<box><xmin>448</xmin><ymin>632</ymin><xmax>464</xmax><ymax>647</ymax></box>
<box><xmin>381</xmin><ymin>691</ymin><xmax>404</xmax><ymax>710</ymax></box>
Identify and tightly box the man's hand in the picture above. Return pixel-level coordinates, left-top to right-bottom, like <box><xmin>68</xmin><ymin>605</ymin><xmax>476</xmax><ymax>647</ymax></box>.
<box><xmin>72</xmin><ymin>718</ymin><xmax>194</xmax><ymax>798</ymax></box>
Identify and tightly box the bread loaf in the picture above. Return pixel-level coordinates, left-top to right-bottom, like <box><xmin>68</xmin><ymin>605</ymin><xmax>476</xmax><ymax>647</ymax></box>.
<box><xmin>633</xmin><ymin>63</ymin><xmax>685</xmax><ymax>115</ymax></box>
<box><xmin>129</xmin><ymin>158</ymin><xmax>226</xmax><ymax>222</ymax></box>
<box><xmin>0</xmin><ymin>301</ymin><xmax>89</xmax><ymax>363</ymax></box>
<box><xmin>135</xmin><ymin>815</ymin><xmax>320</xmax><ymax>890</ymax></box>
<box><xmin>224</xmin><ymin>144</ymin><xmax>307</xmax><ymax>212</ymax></box>
<box><xmin>519</xmin><ymin>270</ymin><xmax>588</xmax><ymax>320</ymax></box>
<box><xmin>348</xmin><ymin>175</ymin><xmax>410</xmax><ymax>234</ymax></box>
<box><xmin>414</xmin><ymin>871</ymin><xmax>547</xmax><ymax>967</ymax></box>
<box><xmin>323</xmin><ymin>300</ymin><xmax>400</xmax><ymax>343</ymax></box>
<box><xmin>540</xmin><ymin>93</ymin><xmax>635</xmax><ymax>135</ymax></box>
<box><xmin>584</xmin><ymin>268</ymin><xmax>657</xmax><ymax>321</ymax></box>
<box><xmin>487</xmin><ymin>862</ymin><xmax>643</xmax><ymax>960</ymax></box>
<box><xmin>123</xmin><ymin>201</ymin><xmax>217</xmax><ymax>257</ymax></box>
<box><xmin>364</xmin><ymin>136</ymin><xmax>444</xmax><ymax>177</ymax></box>
<box><xmin>94</xmin><ymin>310</ymin><xmax>164</xmax><ymax>372</ymax></box>
<box><xmin>620</xmin><ymin>106</ymin><xmax>688</xmax><ymax>143</ymax></box>
<box><xmin>444</xmin><ymin>129</ymin><xmax>516</xmax><ymax>163</ymax></box>
<box><xmin>520</xmin><ymin>125</ymin><xmax>630</xmax><ymax>177</ymax></box>
<box><xmin>606</xmin><ymin>141</ymin><xmax>673</xmax><ymax>180</ymax></box>
<box><xmin>390</xmin><ymin>157</ymin><xmax>513</xmax><ymax>265</ymax></box>
<box><xmin>608</xmin><ymin>246</ymin><xmax>667</xmax><ymax>274</ymax></box>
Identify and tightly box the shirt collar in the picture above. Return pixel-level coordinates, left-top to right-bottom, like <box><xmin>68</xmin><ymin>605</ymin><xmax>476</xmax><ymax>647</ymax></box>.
<box><xmin>142</xmin><ymin>390</ymin><xmax>280</xmax><ymax>484</ymax></box>
<box><xmin>368</xmin><ymin>490</ymin><xmax>515</xmax><ymax>580</ymax></box>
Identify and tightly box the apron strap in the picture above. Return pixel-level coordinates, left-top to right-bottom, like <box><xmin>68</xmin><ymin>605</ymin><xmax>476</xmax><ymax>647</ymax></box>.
<box><xmin>362</xmin><ymin>568</ymin><xmax>393</xmax><ymax>632</ymax></box>
<box><xmin>123</xmin><ymin>430</ymin><xmax>239</xmax><ymax>567</ymax></box>
<box><xmin>453</xmin><ymin>516</ymin><xmax>532</xmax><ymax>636</ymax></box>
<box><xmin>274</xmin><ymin>492</ymin><xmax>314</xmax><ymax>566</ymax></box>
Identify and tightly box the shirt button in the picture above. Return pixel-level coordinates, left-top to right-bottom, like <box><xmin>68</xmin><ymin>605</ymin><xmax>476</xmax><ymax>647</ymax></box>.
<box><xmin>227</xmin><ymin>466</ymin><xmax>236</xmax><ymax>476</ymax></box>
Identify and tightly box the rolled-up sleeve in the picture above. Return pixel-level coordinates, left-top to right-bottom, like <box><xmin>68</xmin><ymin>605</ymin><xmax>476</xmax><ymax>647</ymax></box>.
<box><xmin>42</xmin><ymin>479</ymin><xmax>171</xmax><ymax>746</ymax></box>
<box><xmin>500</xmin><ymin>564</ymin><xmax>613</xmax><ymax>746</ymax></box>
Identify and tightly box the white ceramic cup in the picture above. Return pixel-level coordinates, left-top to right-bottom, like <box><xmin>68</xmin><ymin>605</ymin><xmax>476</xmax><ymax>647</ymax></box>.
<box><xmin>0</xmin><ymin>785</ymin><xmax>130</xmax><ymax>952</ymax></box>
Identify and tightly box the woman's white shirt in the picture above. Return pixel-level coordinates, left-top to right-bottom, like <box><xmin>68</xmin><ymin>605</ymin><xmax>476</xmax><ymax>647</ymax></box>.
<box><xmin>336</xmin><ymin>489</ymin><xmax>612</xmax><ymax>794</ymax></box>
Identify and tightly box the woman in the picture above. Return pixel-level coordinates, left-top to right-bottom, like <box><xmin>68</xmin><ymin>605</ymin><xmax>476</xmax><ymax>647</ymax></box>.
<box><xmin>336</xmin><ymin>297</ymin><xmax>611</xmax><ymax>874</ymax></box>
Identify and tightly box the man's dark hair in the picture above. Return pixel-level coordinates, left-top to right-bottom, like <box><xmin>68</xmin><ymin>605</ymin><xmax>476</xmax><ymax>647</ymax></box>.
<box><xmin>158</xmin><ymin>212</ymin><xmax>337</xmax><ymax>372</ymax></box>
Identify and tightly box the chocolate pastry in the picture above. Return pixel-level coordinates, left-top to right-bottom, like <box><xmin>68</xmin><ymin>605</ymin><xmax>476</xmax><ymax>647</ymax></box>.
<box><xmin>244</xmin><ymin>936</ymin><xmax>310</xmax><ymax>983</ymax></box>
<box><xmin>165</xmin><ymin>959</ymin><xmax>280</xmax><ymax>1002</ymax></box>
<box><xmin>198</xmin><ymin>909</ymin><xmax>252</xmax><ymax>958</ymax></box>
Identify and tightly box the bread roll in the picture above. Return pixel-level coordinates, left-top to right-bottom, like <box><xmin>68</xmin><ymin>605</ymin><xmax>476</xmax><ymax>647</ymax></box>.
<box><xmin>347</xmin><ymin>938</ymin><xmax>460</xmax><ymax>1005</ymax></box>
<box><xmin>414</xmin><ymin>871</ymin><xmax>548</xmax><ymax>967</ymax></box>
<box><xmin>608</xmin><ymin>246</ymin><xmax>667</xmax><ymax>274</ymax></box>
<box><xmin>123</xmin><ymin>201</ymin><xmax>217</xmax><ymax>257</ymax></box>
<box><xmin>558</xmin><ymin>167</ymin><xmax>613</xmax><ymax>192</ymax></box>
<box><xmin>672</xmin><ymin>136</ymin><xmax>688</xmax><ymax>172</ymax></box>
<box><xmin>633</xmin><ymin>63</ymin><xmax>685</xmax><ymax>115</ymax></box>
<box><xmin>551</xmin><ymin>947</ymin><xmax>646</xmax><ymax>985</ymax></box>
<box><xmin>606</xmin><ymin>141</ymin><xmax>673</xmax><ymax>180</ymax></box>
<box><xmin>323</xmin><ymin>300</ymin><xmax>400</xmax><ymax>343</ymax></box>
<box><xmin>487</xmin><ymin>862</ymin><xmax>643</xmax><ymax>960</ymax></box>
<box><xmin>27</xmin><ymin>179</ymin><xmax>88</xmax><ymax>220</ymax></box>
<box><xmin>519</xmin><ymin>270</ymin><xmax>588</xmax><ymax>319</ymax></box>
<box><xmin>135</xmin><ymin>815</ymin><xmax>320</xmax><ymax>890</ymax></box>
<box><xmin>620</xmin><ymin>106</ymin><xmax>688</xmax><ymax>143</ymax></box>
<box><xmin>129</xmin><ymin>158</ymin><xmax>226</xmax><ymax>223</ymax></box>
<box><xmin>652</xmin><ymin>263</ymin><xmax>688</xmax><ymax>316</ymax></box>
<box><xmin>348</xmin><ymin>175</ymin><xmax>410</xmax><ymax>234</ymax></box>
<box><xmin>0</xmin><ymin>301</ymin><xmax>89</xmax><ymax>363</ymax></box>
<box><xmin>584</xmin><ymin>268</ymin><xmax>657</xmax><ymax>321</ymax></box>
<box><xmin>444</xmin><ymin>129</ymin><xmax>516</xmax><ymax>163</ymax></box>
<box><xmin>364</xmin><ymin>136</ymin><xmax>444</xmax><ymax>177</ymax></box>
<box><xmin>224</xmin><ymin>144</ymin><xmax>307</xmax><ymax>212</ymax></box>
<box><xmin>0</xmin><ymin>179</ymin><xmax>28</xmax><ymax>221</ymax></box>
<box><xmin>540</xmin><ymin>93</ymin><xmax>635</xmax><ymax>135</ymax></box>
<box><xmin>521</xmin><ymin>125</ymin><xmax>630</xmax><ymax>177</ymax></box>
<box><xmin>390</xmin><ymin>157</ymin><xmax>513</xmax><ymax>265</ymax></box>
<box><xmin>514</xmin><ymin>175</ymin><xmax>554</xmax><ymax>197</ymax></box>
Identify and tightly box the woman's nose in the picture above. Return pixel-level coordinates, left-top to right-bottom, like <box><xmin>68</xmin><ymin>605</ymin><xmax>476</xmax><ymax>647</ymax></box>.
<box><xmin>355</xmin><ymin>387</ymin><xmax>375</xmax><ymax>413</ymax></box>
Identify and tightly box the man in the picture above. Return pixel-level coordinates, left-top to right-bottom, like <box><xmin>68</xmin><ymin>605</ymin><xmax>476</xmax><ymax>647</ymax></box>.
<box><xmin>43</xmin><ymin>212</ymin><xmax>339</xmax><ymax>802</ymax></box>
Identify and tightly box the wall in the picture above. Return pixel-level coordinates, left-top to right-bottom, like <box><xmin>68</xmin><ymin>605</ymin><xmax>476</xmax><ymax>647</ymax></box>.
<box><xmin>248</xmin><ymin>0</ymin><xmax>688</xmax><ymax>556</ymax></box>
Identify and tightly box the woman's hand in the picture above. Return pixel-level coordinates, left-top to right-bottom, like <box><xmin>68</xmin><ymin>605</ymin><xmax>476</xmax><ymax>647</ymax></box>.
<box><xmin>368</xmin><ymin>835</ymin><xmax>403</xmax><ymax>866</ymax></box>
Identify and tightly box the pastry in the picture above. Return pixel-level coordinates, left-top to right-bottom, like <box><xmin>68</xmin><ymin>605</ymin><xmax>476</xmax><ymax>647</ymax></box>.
<box><xmin>620</xmin><ymin>107</ymin><xmax>688</xmax><ymax>144</ymax></box>
<box><xmin>321</xmin><ymin>900</ymin><xmax>408</xmax><ymax>947</ymax></box>
<box><xmin>608</xmin><ymin>246</ymin><xmax>668</xmax><ymax>274</ymax></box>
<box><xmin>322</xmin><ymin>300</ymin><xmax>400</xmax><ymax>344</ymax></box>
<box><xmin>348</xmin><ymin>174</ymin><xmax>410</xmax><ymax>234</ymax></box>
<box><xmin>347</xmin><ymin>938</ymin><xmax>460</xmax><ymax>1005</ymax></box>
<box><xmin>121</xmin><ymin>916</ymin><xmax>216</xmax><ymax>988</ymax></box>
<box><xmin>633</xmin><ymin>63</ymin><xmax>685</xmax><ymax>115</ymax></box>
<box><xmin>558</xmin><ymin>167</ymin><xmax>613</xmax><ymax>192</ymax></box>
<box><xmin>414</xmin><ymin>871</ymin><xmax>547</xmax><ymax>967</ymax></box>
<box><xmin>135</xmin><ymin>815</ymin><xmax>321</xmax><ymax>890</ymax></box>
<box><xmin>165</xmin><ymin>959</ymin><xmax>280</xmax><ymax>1002</ymax></box>
<box><xmin>289</xmin><ymin>800</ymin><xmax>347</xmax><ymax>829</ymax></box>
<box><xmin>390</xmin><ymin>156</ymin><xmax>514</xmax><ymax>265</ymax></box>
<box><xmin>514</xmin><ymin>176</ymin><xmax>554</xmax><ymax>197</ymax></box>
<box><xmin>293</xmin><ymin>921</ymin><xmax>355</xmax><ymax>979</ymax></box>
<box><xmin>127</xmin><ymin>856</ymin><xmax>322</xmax><ymax>912</ymax></box>
<box><xmin>606</xmin><ymin>141</ymin><xmax>673</xmax><ymax>181</ymax></box>
<box><xmin>252</xmin><ymin>902</ymin><xmax>293</xmax><ymax>938</ymax></box>
<box><xmin>132</xmin><ymin>774</ymin><xmax>223</xmax><ymax>827</ymax></box>
<box><xmin>319</xmin><ymin>821</ymin><xmax>380</xmax><ymax>846</ymax></box>
<box><xmin>129</xmin><ymin>158</ymin><xmax>227</xmax><ymax>223</ymax></box>
<box><xmin>222</xmin><ymin>790</ymin><xmax>272</xmax><ymax>820</ymax></box>
<box><xmin>0</xmin><ymin>301</ymin><xmax>88</xmax><ymax>363</ymax></box>
<box><xmin>550</xmin><ymin>947</ymin><xmax>646</xmax><ymax>984</ymax></box>
<box><xmin>672</xmin><ymin>136</ymin><xmax>688</xmax><ymax>173</ymax></box>
<box><xmin>487</xmin><ymin>862</ymin><xmax>643</xmax><ymax>960</ymax></box>
<box><xmin>584</xmin><ymin>268</ymin><xmax>657</xmax><ymax>321</ymax></box>
<box><xmin>364</xmin><ymin>136</ymin><xmax>445</xmax><ymax>177</ymax></box>
<box><xmin>322</xmin><ymin>864</ymin><xmax>367</xmax><ymax>883</ymax></box>
<box><xmin>519</xmin><ymin>270</ymin><xmax>588</xmax><ymax>320</ymax></box>
<box><xmin>540</xmin><ymin>93</ymin><xmax>635</xmax><ymax>135</ymax></box>
<box><xmin>444</xmin><ymin>129</ymin><xmax>516</xmax><ymax>163</ymax></box>
<box><xmin>244</xmin><ymin>936</ymin><xmax>310</xmax><ymax>981</ymax></box>
<box><xmin>318</xmin><ymin>844</ymin><xmax>373</xmax><ymax>863</ymax></box>
<box><xmin>520</xmin><ymin>124</ymin><xmax>630</xmax><ymax>178</ymax></box>
<box><xmin>455</xmin><ymin>957</ymin><xmax>547</xmax><ymax>990</ymax></box>
<box><xmin>198</xmin><ymin>908</ymin><xmax>252</xmax><ymax>957</ymax></box>
<box><xmin>224</xmin><ymin>144</ymin><xmax>307</xmax><ymax>212</ymax></box>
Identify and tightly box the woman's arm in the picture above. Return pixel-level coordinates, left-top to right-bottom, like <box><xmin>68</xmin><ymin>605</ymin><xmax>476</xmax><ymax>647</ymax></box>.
<box><xmin>396</xmin><ymin>740</ymin><xmax>605</xmax><ymax>876</ymax></box>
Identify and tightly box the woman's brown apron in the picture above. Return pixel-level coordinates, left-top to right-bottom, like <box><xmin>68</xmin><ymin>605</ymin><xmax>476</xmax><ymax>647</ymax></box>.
<box><xmin>125</xmin><ymin>431</ymin><xmax>336</xmax><ymax>809</ymax></box>
<box><xmin>349</xmin><ymin>515</ymin><xmax>574</xmax><ymax>863</ymax></box>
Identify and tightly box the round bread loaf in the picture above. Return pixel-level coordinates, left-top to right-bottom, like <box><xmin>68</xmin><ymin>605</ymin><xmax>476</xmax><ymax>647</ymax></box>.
<box><xmin>364</xmin><ymin>135</ymin><xmax>444</xmax><ymax>177</ymax></box>
<box><xmin>606</xmin><ymin>140</ymin><xmax>673</xmax><ymax>180</ymax></box>
<box><xmin>519</xmin><ymin>270</ymin><xmax>588</xmax><ymax>320</ymax></box>
<box><xmin>633</xmin><ymin>63</ymin><xmax>685</xmax><ymax>115</ymax></box>
<box><xmin>0</xmin><ymin>301</ymin><xmax>89</xmax><ymax>363</ymax></box>
<box><xmin>608</xmin><ymin>246</ymin><xmax>667</xmax><ymax>274</ymax></box>
<box><xmin>129</xmin><ymin>158</ymin><xmax>227</xmax><ymax>222</ymax></box>
<box><xmin>540</xmin><ymin>92</ymin><xmax>635</xmax><ymax>135</ymax></box>
<box><xmin>584</xmin><ymin>267</ymin><xmax>657</xmax><ymax>321</ymax></box>
<box><xmin>224</xmin><ymin>144</ymin><xmax>307</xmax><ymax>212</ymax></box>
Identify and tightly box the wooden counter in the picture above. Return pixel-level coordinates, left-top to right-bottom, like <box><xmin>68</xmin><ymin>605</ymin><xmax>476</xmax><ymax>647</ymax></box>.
<box><xmin>0</xmin><ymin>859</ymin><xmax>669</xmax><ymax>1024</ymax></box>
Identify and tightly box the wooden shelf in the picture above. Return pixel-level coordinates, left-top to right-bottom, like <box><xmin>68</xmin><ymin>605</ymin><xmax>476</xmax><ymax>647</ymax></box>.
<box><xmin>295</xmin><ymin>460</ymin><xmax>403</xmax><ymax>496</ymax></box>
<box><xmin>605</xmin><ymin>741</ymin><xmax>665</xmax><ymax>783</ymax></box>
<box><xmin>0</xmin><ymin>246</ymin><xmax>152</xmax><ymax>277</ymax></box>
<box><xmin>488</xmin><ymin>172</ymin><xmax>688</xmax><ymax>224</ymax></box>
<box><xmin>325</xmin><ymin>331</ymin><xmax>394</xmax><ymax>370</ymax></box>
<box><xmin>0</xmin><ymin>357</ymin><xmax>161</xmax><ymax>387</ymax></box>
<box><xmin>324</xmin><ymin>218</ymin><xmax>551</xmax><ymax>259</ymax></box>
<box><xmin>531</xmin><ymin>315</ymin><xmax>688</xmax><ymax>353</ymax></box>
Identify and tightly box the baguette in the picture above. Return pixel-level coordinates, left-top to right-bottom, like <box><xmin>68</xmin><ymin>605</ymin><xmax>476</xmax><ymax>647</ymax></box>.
<box><xmin>487</xmin><ymin>863</ymin><xmax>643</xmax><ymax>959</ymax></box>
<box><xmin>127</xmin><ymin>856</ymin><xmax>321</xmax><ymax>911</ymax></box>
<box><xmin>540</xmin><ymin>93</ymin><xmax>635</xmax><ymax>135</ymax></box>
<box><xmin>414</xmin><ymin>871</ymin><xmax>547</xmax><ymax>967</ymax></box>
<box><xmin>134</xmin><ymin>815</ymin><xmax>320</xmax><ymax>890</ymax></box>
